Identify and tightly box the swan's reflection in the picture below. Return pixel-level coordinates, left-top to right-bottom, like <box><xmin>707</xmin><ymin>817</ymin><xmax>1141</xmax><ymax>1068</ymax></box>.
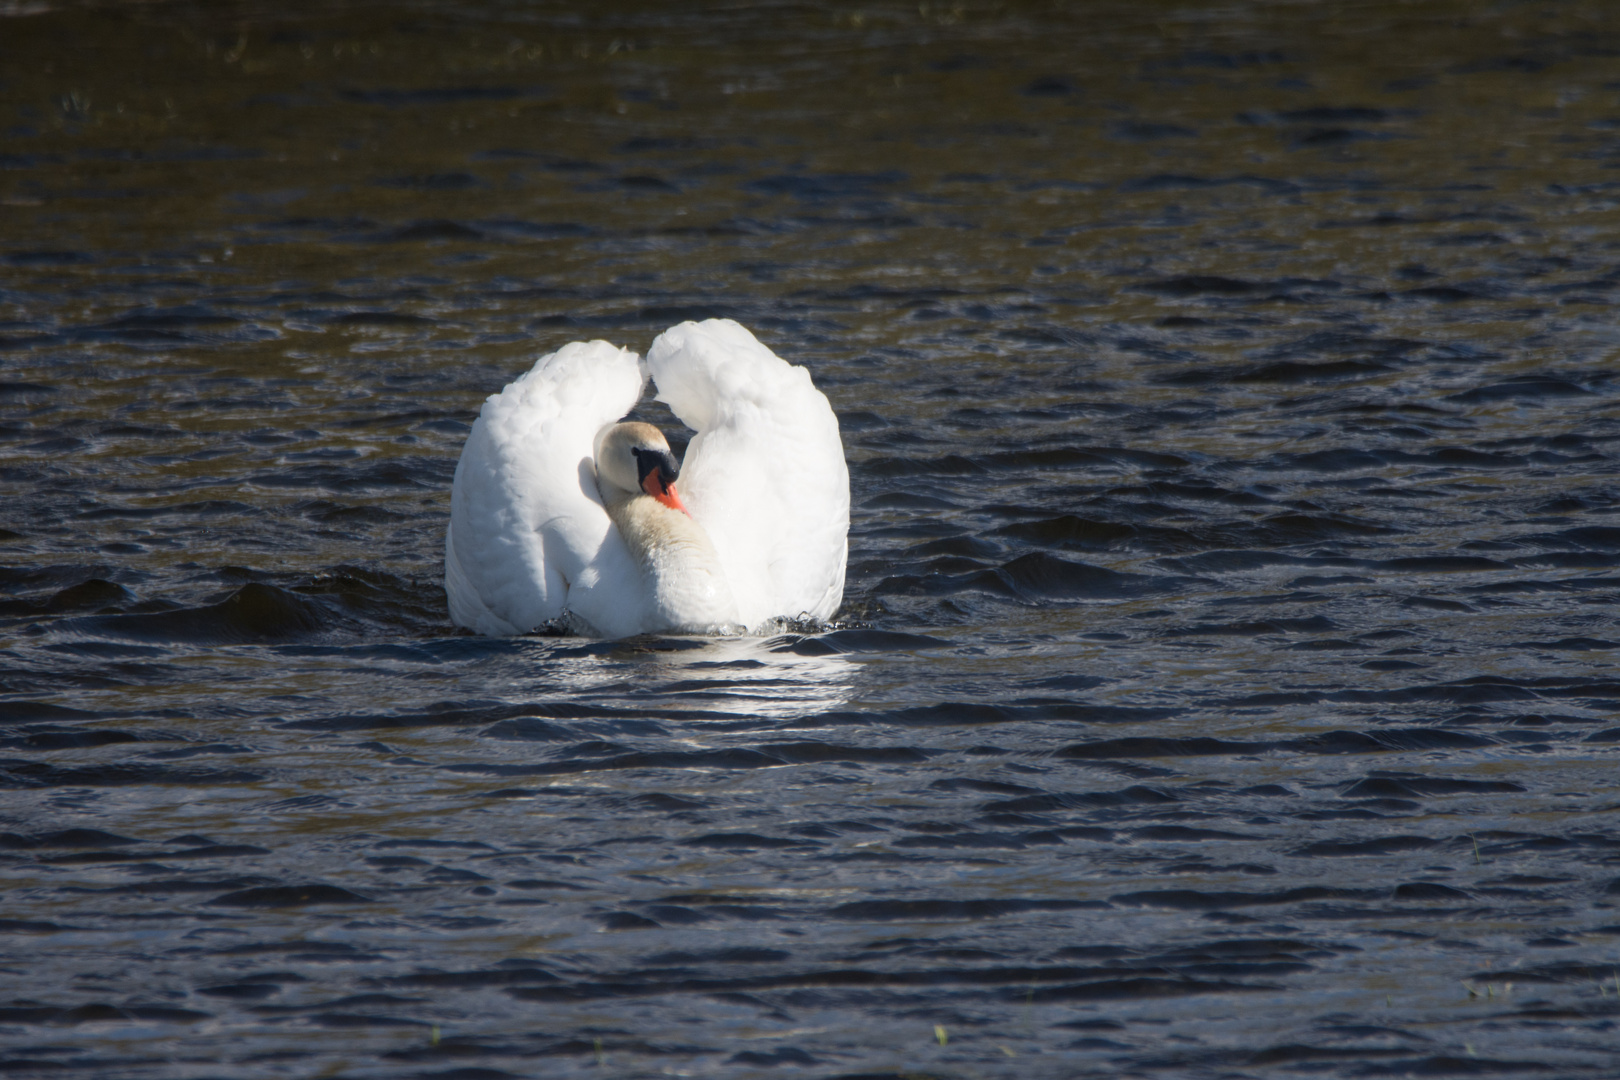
<box><xmin>520</xmin><ymin>631</ymin><xmax>860</xmax><ymax>721</ymax></box>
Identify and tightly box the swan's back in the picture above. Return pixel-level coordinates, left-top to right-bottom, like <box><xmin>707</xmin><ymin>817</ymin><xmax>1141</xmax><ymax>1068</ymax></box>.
<box><xmin>648</xmin><ymin>320</ymin><xmax>849</xmax><ymax>628</ymax></box>
<box><xmin>446</xmin><ymin>340</ymin><xmax>645</xmax><ymax>636</ymax></box>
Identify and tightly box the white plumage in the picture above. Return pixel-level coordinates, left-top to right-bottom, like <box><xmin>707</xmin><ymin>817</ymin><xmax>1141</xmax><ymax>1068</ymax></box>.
<box><xmin>445</xmin><ymin>319</ymin><xmax>849</xmax><ymax>638</ymax></box>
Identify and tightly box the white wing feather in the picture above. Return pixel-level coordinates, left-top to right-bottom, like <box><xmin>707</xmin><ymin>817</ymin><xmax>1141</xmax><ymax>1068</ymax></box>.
<box><xmin>647</xmin><ymin>320</ymin><xmax>849</xmax><ymax>629</ymax></box>
<box><xmin>445</xmin><ymin>340</ymin><xmax>648</xmax><ymax>637</ymax></box>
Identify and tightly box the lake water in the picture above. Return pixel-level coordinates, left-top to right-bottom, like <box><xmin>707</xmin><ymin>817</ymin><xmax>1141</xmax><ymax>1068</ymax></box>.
<box><xmin>3</xmin><ymin>2</ymin><xmax>1620</xmax><ymax>1077</ymax></box>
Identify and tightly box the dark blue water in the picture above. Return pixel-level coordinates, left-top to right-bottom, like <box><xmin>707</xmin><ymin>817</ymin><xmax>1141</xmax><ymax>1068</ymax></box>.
<box><xmin>3</xmin><ymin>2</ymin><xmax>1620</xmax><ymax>1076</ymax></box>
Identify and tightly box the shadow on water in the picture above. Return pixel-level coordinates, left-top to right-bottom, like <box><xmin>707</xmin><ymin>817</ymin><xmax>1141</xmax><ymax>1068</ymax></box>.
<box><xmin>2</xmin><ymin>0</ymin><xmax>1620</xmax><ymax>1076</ymax></box>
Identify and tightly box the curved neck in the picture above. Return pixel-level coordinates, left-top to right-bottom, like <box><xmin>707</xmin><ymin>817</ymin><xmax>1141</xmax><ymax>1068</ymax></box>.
<box><xmin>606</xmin><ymin>493</ymin><xmax>739</xmax><ymax>631</ymax></box>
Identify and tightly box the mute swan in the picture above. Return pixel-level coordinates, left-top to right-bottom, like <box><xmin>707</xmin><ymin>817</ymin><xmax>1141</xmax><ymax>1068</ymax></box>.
<box><xmin>444</xmin><ymin>319</ymin><xmax>849</xmax><ymax>638</ymax></box>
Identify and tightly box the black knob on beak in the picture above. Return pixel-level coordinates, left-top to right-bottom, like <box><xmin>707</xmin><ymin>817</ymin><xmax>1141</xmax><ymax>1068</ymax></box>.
<box><xmin>632</xmin><ymin>446</ymin><xmax>680</xmax><ymax>492</ymax></box>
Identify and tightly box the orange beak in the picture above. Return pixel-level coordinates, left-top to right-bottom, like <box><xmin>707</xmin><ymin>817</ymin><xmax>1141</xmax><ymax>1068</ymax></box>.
<box><xmin>643</xmin><ymin>471</ymin><xmax>690</xmax><ymax>515</ymax></box>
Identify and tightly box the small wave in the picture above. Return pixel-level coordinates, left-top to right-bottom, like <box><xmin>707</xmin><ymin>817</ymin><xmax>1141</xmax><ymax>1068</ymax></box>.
<box><xmin>62</xmin><ymin>584</ymin><xmax>331</xmax><ymax>646</ymax></box>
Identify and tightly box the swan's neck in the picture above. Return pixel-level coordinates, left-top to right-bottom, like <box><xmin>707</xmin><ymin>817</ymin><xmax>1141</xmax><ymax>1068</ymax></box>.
<box><xmin>603</xmin><ymin>490</ymin><xmax>740</xmax><ymax>632</ymax></box>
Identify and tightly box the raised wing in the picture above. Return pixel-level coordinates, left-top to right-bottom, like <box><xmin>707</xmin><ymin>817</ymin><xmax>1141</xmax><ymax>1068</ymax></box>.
<box><xmin>445</xmin><ymin>340</ymin><xmax>646</xmax><ymax>636</ymax></box>
<box><xmin>647</xmin><ymin>320</ymin><xmax>849</xmax><ymax>628</ymax></box>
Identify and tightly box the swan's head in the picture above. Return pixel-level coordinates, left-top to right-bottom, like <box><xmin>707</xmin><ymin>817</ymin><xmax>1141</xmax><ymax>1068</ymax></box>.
<box><xmin>593</xmin><ymin>421</ymin><xmax>689</xmax><ymax>514</ymax></box>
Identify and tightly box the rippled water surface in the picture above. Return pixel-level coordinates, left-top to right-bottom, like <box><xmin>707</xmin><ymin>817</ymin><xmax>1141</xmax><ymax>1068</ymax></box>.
<box><xmin>4</xmin><ymin>2</ymin><xmax>1620</xmax><ymax>1076</ymax></box>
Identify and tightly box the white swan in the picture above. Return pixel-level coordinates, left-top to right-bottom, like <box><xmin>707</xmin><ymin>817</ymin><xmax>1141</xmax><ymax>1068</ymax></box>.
<box><xmin>444</xmin><ymin>319</ymin><xmax>849</xmax><ymax>638</ymax></box>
